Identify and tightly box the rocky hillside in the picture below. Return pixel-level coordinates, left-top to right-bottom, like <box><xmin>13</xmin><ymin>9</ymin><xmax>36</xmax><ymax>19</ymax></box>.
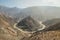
<box><xmin>16</xmin><ymin>16</ymin><xmax>43</xmax><ymax>32</ymax></box>
<box><xmin>22</xmin><ymin>30</ymin><xmax>60</xmax><ymax>40</ymax></box>
<box><xmin>0</xmin><ymin>14</ymin><xmax>30</xmax><ymax>40</ymax></box>
<box><xmin>22</xmin><ymin>22</ymin><xmax>60</xmax><ymax>40</ymax></box>
<box><xmin>43</xmin><ymin>18</ymin><xmax>60</xmax><ymax>27</ymax></box>
<box><xmin>0</xmin><ymin>13</ymin><xmax>60</xmax><ymax>40</ymax></box>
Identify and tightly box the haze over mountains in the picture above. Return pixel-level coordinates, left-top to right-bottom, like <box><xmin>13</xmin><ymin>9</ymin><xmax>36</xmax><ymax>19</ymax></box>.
<box><xmin>0</xmin><ymin>5</ymin><xmax>60</xmax><ymax>21</ymax></box>
<box><xmin>19</xmin><ymin>6</ymin><xmax>60</xmax><ymax>21</ymax></box>
<box><xmin>0</xmin><ymin>5</ymin><xmax>21</xmax><ymax>18</ymax></box>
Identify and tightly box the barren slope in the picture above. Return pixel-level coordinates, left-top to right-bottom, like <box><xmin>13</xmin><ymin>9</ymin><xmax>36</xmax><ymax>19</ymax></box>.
<box><xmin>0</xmin><ymin>14</ymin><xmax>30</xmax><ymax>40</ymax></box>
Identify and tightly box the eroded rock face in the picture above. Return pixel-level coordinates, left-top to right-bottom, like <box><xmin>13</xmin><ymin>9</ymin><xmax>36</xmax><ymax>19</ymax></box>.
<box><xmin>16</xmin><ymin>16</ymin><xmax>42</xmax><ymax>32</ymax></box>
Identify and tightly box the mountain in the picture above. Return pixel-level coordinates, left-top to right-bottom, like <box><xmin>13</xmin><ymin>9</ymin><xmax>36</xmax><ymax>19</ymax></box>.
<box><xmin>0</xmin><ymin>14</ymin><xmax>17</xmax><ymax>40</ymax></box>
<box><xmin>0</xmin><ymin>13</ymin><xmax>15</xmax><ymax>26</ymax></box>
<box><xmin>44</xmin><ymin>22</ymin><xmax>60</xmax><ymax>31</ymax></box>
<box><xmin>0</xmin><ymin>5</ymin><xmax>21</xmax><ymax>18</ymax></box>
<box><xmin>0</xmin><ymin>6</ymin><xmax>60</xmax><ymax>40</ymax></box>
<box><xmin>43</xmin><ymin>18</ymin><xmax>60</xmax><ymax>27</ymax></box>
<box><xmin>1</xmin><ymin>6</ymin><xmax>60</xmax><ymax>21</ymax></box>
<box><xmin>16</xmin><ymin>6</ymin><xmax>60</xmax><ymax>21</ymax></box>
<box><xmin>16</xmin><ymin>16</ymin><xmax>43</xmax><ymax>32</ymax></box>
<box><xmin>22</xmin><ymin>21</ymin><xmax>60</xmax><ymax>40</ymax></box>
<box><xmin>0</xmin><ymin>14</ymin><xmax>30</xmax><ymax>40</ymax></box>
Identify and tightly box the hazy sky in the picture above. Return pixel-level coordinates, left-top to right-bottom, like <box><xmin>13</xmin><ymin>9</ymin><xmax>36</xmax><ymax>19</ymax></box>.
<box><xmin>0</xmin><ymin>0</ymin><xmax>60</xmax><ymax>8</ymax></box>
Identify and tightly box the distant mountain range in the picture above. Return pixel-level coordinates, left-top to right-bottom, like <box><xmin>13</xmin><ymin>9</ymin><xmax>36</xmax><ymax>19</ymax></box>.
<box><xmin>0</xmin><ymin>5</ymin><xmax>60</xmax><ymax>21</ymax></box>
<box><xmin>18</xmin><ymin>6</ymin><xmax>60</xmax><ymax>21</ymax></box>
<box><xmin>0</xmin><ymin>5</ymin><xmax>21</xmax><ymax>18</ymax></box>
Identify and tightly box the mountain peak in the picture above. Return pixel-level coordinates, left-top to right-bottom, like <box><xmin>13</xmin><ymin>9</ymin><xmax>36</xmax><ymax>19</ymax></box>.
<box><xmin>16</xmin><ymin>16</ymin><xmax>41</xmax><ymax>32</ymax></box>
